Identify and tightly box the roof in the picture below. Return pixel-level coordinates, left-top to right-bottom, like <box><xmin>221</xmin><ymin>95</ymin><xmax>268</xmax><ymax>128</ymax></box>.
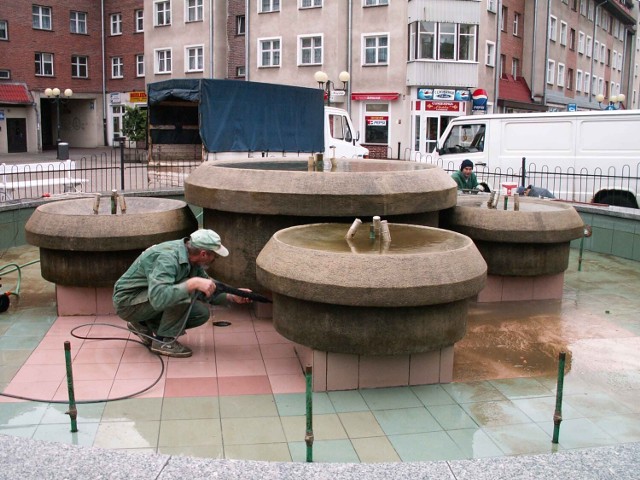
<box><xmin>499</xmin><ymin>75</ymin><xmax>533</xmax><ymax>104</ymax></box>
<box><xmin>0</xmin><ymin>83</ymin><xmax>32</xmax><ymax>105</ymax></box>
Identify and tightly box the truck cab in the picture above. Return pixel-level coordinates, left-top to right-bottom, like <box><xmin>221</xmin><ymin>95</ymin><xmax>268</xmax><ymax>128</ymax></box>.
<box><xmin>325</xmin><ymin>107</ymin><xmax>369</xmax><ymax>159</ymax></box>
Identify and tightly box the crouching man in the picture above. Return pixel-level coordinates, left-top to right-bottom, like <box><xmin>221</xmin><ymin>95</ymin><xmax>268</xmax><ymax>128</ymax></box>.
<box><xmin>113</xmin><ymin>229</ymin><xmax>250</xmax><ymax>358</ymax></box>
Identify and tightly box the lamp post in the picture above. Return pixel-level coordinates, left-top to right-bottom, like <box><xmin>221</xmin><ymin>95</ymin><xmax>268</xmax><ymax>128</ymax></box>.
<box><xmin>314</xmin><ymin>70</ymin><xmax>350</xmax><ymax>107</ymax></box>
<box><xmin>595</xmin><ymin>93</ymin><xmax>625</xmax><ymax>110</ymax></box>
<box><xmin>45</xmin><ymin>87</ymin><xmax>73</xmax><ymax>159</ymax></box>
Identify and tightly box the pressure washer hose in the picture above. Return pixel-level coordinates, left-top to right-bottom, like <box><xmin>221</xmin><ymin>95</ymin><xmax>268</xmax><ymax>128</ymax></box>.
<box><xmin>0</xmin><ymin>259</ymin><xmax>42</xmax><ymax>312</ymax></box>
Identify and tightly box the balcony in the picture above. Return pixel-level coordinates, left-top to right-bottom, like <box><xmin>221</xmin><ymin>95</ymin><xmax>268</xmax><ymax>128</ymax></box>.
<box><xmin>406</xmin><ymin>61</ymin><xmax>478</xmax><ymax>88</ymax></box>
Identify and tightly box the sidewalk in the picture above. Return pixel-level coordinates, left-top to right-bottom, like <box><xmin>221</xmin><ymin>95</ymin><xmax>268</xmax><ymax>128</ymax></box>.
<box><xmin>0</xmin><ymin>147</ymin><xmax>115</xmax><ymax>165</ymax></box>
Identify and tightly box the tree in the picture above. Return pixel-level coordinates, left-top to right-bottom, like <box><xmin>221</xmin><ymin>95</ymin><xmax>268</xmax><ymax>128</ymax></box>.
<box><xmin>122</xmin><ymin>106</ymin><xmax>147</xmax><ymax>143</ymax></box>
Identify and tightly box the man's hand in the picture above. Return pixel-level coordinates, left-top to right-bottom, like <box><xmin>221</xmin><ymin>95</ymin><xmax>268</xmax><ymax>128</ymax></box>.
<box><xmin>186</xmin><ymin>277</ymin><xmax>216</xmax><ymax>297</ymax></box>
<box><xmin>228</xmin><ymin>288</ymin><xmax>253</xmax><ymax>304</ymax></box>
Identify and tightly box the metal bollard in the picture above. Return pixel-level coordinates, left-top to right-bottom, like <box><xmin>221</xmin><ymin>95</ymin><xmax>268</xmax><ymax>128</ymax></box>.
<box><xmin>552</xmin><ymin>351</ymin><xmax>566</xmax><ymax>444</ymax></box>
<box><xmin>305</xmin><ymin>365</ymin><xmax>314</xmax><ymax>462</ymax></box>
<box><xmin>64</xmin><ymin>341</ymin><xmax>78</xmax><ymax>433</ymax></box>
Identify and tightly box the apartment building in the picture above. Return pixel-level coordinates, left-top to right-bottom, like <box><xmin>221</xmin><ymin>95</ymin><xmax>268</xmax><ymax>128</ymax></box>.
<box><xmin>0</xmin><ymin>1</ymin><xmax>144</xmax><ymax>154</ymax></box>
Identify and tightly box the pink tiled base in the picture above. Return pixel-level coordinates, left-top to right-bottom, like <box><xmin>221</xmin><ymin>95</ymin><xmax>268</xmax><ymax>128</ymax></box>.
<box><xmin>476</xmin><ymin>273</ymin><xmax>565</xmax><ymax>303</ymax></box>
<box><xmin>294</xmin><ymin>344</ymin><xmax>455</xmax><ymax>392</ymax></box>
<box><xmin>56</xmin><ymin>285</ymin><xmax>115</xmax><ymax>316</ymax></box>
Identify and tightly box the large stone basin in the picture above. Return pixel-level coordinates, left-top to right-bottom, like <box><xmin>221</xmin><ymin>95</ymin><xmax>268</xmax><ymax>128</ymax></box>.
<box><xmin>256</xmin><ymin>223</ymin><xmax>487</xmax><ymax>356</ymax></box>
<box><xmin>185</xmin><ymin>158</ymin><xmax>457</xmax><ymax>290</ymax></box>
<box><xmin>442</xmin><ymin>196</ymin><xmax>584</xmax><ymax>276</ymax></box>
<box><xmin>25</xmin><ymin>197</ymin><xmax>198</xmax><ymax>287</ymax></box>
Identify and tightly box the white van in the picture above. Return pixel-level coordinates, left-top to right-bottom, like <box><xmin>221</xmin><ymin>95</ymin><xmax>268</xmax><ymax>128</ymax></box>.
<box><xmin>430</xmin><ymin>110</ymin><xmax>640</xmax><ymax>207</ymax></box>
<box><xmin>325</xmin><ymin>106</ymin><xmax>369</xmax><ymax>159</ymax></box>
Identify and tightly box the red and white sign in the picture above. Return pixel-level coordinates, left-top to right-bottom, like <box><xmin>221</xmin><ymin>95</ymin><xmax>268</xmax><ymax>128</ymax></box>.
<box><xmin>366</xmin><ymin>115</ymin><xmax>388</xmax><ymax>126</ymax></box>
<box><xmin>423</xmin><ymin>101</ymin><xmax>463</xmax><ymax>112</ymax></box>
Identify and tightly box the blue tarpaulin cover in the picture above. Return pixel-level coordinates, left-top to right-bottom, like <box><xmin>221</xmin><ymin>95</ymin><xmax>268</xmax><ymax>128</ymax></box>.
<box><xmin>147</xmin><ymin>79</ymin><xmax>324</xmax><ymax>153</ymax></box>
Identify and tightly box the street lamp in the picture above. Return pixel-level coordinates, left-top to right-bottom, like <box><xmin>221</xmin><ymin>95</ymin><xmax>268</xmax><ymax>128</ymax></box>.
<box><xmin>314</xmin><ymin>70</ymin><xmax>350</xmax><ymax>107</ymax></box>
<box><xmin>45</xmin><ymin>87</ymin><xmax>73</xmax><ymax>159</ymax></box>
<box><xmin>595</xmin><ymin>93</ymin><xmax>625</xmax><ymax>110</ymax></box>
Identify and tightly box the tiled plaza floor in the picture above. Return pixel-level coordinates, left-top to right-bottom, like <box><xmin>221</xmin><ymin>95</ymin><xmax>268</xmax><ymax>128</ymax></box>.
<box><xmin>0</xmin><ymin>245</ymin><xmax>639</xmax><ymax>463</ymax></box>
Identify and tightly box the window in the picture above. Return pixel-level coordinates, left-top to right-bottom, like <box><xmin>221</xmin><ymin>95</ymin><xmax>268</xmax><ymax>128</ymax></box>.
<box><xmin>546</xmin><ymin>59</ymin><xmax>555</xmax><ymax>84</ymax></box>
<box><xmin>557</xmin><ymin>63</ymin><xmax>565</xmax><ymax>87</ymax></box>
<box><xmin>578</xmin><ymin>31</ymin><xmax>585</xmax><ymax>53</ymax></box>
<box><xmin>592</xmin><ymin>75</ymin><xmax>597</xmax><ymax>96</ymax></box>
<box><xmin>363</xmin><ymin>34</ymin><xmax>388</xmax><ymax>65</ymax></box>
<box><xmin>549</xmin><ymin>16</ymin><xmax>557</xmax><ymax>41</ymax></box>
<box><xmin>71</xmin><ymin>55</ymin><xmax>88</xmax><ymax>78</ymax></box>
<box><xmin>594</xmin><ymin>40</ymin><xmax>599</xmax><ymax>61</ymax></box>
<box><xmin>35</xmin><ymin>52</ymin><xmax>54</xmax><ymax>76</ymax></box>
<box><xmin>500</xmin><ymin>6</ymin><xmax>507</xmax><ymax>32</ymax></box>
<box><xmin>487</xmin><ymin>0</ymin><xmax>497</xmax><ymax>13</ymax></box>
<box><xmin>511</xmin><ymin>57</ymin><xmax>519</xmax><ymax>78</ymax></box>
<box><xmin>618</xmin><ymin>53</ymin><xmax>622</xmax><ymax>71</ymax></box>
<box><xmin>588</xmin><ymin>0</ymin><xmax>594</xmax><ymax>21</ymax></box>
<box><xmin>0</xmin><ymin>69</ymin><xmax>10</xmax><ymax>79</ymax></box>
<box><xmin>580</xmin><ymin>0</ymin><xmax>586</xmax><ymax>15</ymax></box>
<box><xmin>560</xmin><ymin>21</ymin><xmax>567</xmax><ymax>46</ymax></box>
<box><xmin>300</xmin><ymin>0</ymin><xmax>322</xmax><ymax>7</ymax></box>
<box><xmin>572</xmin><ymin>0</ymin><xmax>578</xmax><ymax>11</ymax></box>
<box><xmin>155</xmin><ymin>48</ymin><xmax>172</xmax><ymax>73</ymax></box>
<box><xmin>136</xmin><ymin>54</ymin><xmax>145</xmax><ymax>76</ymax></box>
<box><xmin>186</xmin><ymin>0</ymin><xmax>203</xmax><ymax>22</ymax></box>
<box><xmin>584</xmin><ymin>72</ymin><xmax>590</xmax><ymax>94</ymax></box>
<box><xmin>236</xmin><ymin>66</ymin><xmax>245</xmax><ymax>77</ymax></box>
<box><xmin>600</xmin><ymin>43</ymin><xmax>605</xmax><ymax>63</ymax></box>
<box><xmin>258</xmin><ymin>38</ymin><xmax>280</xmax><ymax>67</ymax></box>
<box><xmin>185</xmin><ymin>45</ymin><xmax>204</xmax><ymax>72</ymax></box>
<box><xmin>513</xmin><ymin>13</ymin><xmax>520</xmax><ymax>36</ymax></box>
<box><xmin>155</xmin><ymin>1</ymin><xmax>171</xmax><ymax>26</ymax></box>
<box><xmin>259</xmin><ymin>0</ymin><xmax>280</xmax><ymax>13</ymax></box>
<box><xmin>299</xmin><ymin>35</ymin><xmax>322</xmax><ymax>65</ymax></box>
<box><xmin>364</xmin><ymin>0</ymin><xmax>388</xmax><ymax>5</ymax></box>
<box><xmin>0</xmin><ymin>20</ymin><xmax>7</xmax><ymax>40</ymax></box>
<box><xmin>32</xmin><ymin>5</ymin><xmax>52</xmax><ymax>30</ymax></box>
<box><xmin>598</xmin><ymin>77</ymin><xmax>603</xmax><ymax>96</ymax></box>
<box><xmin>569</xmin><ymin>28</ymin><xmax>576</xmax><ymax>50</ymax></box>
<box><xmin>486</xmin><ymin>41</ymin><xmax>496</xmax><ymax>67</ymax></box>
<box><xmin>135</xmin><ymin>10</ymin><xmax>144</xmax><ymax>32</ymax></box>
<box><xmin>576</xmin><ymin>70</ymin><xmax>583</xmax><ymax>91</ymax></box>
<box><xmin>236</xmin><ymin>15</ymin><xmax>245</xmax><ymax>35</ymax></box>
<box><xmin>111</xmin><ymin>57</ymin><xmax>123</xmax><ymax>78</ymax></box>
<box><xmin>364</xmin><ymin>103</ymin><xmax>389</xmax><ymax>144</ymax></box>
<box><xmin>499</xmin><ymin>54</ymin><xmax>506</xmax><ymax>77</ymax></box>
<box><xmin>409</xmin><ymin>22</ymin><xmax>477</xmax><ymax>62</ymax></box>
<box><xmin>586</xmin><ymin>36</ymin><xmax>592</xmax><ymax>57</ymax></box>
<box><xmin>111</xmin><ymin>13</ymin><xmax>122</xmax><ymax>35</ymax></box>
<box><xmin>70</xmin><ymin>11</ymin><xmax>87</xmax><ymax>34</ymax></box>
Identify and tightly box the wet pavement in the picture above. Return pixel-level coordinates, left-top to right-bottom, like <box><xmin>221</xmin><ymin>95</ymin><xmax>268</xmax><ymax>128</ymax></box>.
<box><xmin>0</xmin><ymin>244</ymin><xmax>639</xmax><ymax>467</ymax></box>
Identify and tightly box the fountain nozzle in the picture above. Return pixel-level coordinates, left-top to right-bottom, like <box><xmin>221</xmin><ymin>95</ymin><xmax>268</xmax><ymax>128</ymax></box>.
<box><xmin>345</xmin><ymin>218</ymin><xmax>362</xmax><ymax>239</ymax></box>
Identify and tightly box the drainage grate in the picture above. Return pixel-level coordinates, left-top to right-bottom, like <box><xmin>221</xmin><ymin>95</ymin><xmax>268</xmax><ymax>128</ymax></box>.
<box><xmin>212</xmin><ymin>321</ymin><xmax>231</xmax><ymax>327</ymax></box>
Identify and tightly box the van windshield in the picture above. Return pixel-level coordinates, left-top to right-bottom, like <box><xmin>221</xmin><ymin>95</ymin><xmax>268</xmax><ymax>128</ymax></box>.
<box><xmin>439</xmin><ymin>124</ymin><xmax>485</xmax><ymax>155</ymax></box>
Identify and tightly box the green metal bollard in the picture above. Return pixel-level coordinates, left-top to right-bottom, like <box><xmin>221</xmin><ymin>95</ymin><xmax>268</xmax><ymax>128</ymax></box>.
<box><xmin>64</xmin><ymin>341</ymin><xmax>78</xmax><ymax>433</ymax></box>
<box><xmin>552</xmin><ymin>351</ymin><xmax>566</xmax><ymax>444</ymax></box>
<box><xmin>578</xmin><ymin>225</ymin><xmax>592</xmax><ymax>272</ymax></box>
<box><xmin>304</xmin><ymin>365</ymin><xmax>314</xmax><ymax>462</ymax></box>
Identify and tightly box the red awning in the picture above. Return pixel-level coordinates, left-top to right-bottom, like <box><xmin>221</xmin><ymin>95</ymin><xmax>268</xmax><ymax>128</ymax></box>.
<box><xmin>0</xmin><ymin>84</ymin><xmax>32</xmax><ymax>104</ymax></box>
<box><xmin>351</xmin><ymin>92</ymin><xmax>399</xmax><ymax>101</ymax></box>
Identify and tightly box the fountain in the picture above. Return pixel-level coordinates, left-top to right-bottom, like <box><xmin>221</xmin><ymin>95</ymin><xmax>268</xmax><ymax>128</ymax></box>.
<box><xmin>442</xmin><ymin>195</ymin><xmax>584</xmax><ymax>302</ymax></box>
<box><xmin>256</xmin><ymin>222</ymin><xmax>487</xmax><ymax>390</ymax></box>
<box><xmin>184</xmin><ymin>158</ymin><xmax>456</xmax><ymax>292</ymax></box>
<box><xmin>25</xmin><ymin>196</ymin><xmax>198</xmax><ymax>314</ymax></box>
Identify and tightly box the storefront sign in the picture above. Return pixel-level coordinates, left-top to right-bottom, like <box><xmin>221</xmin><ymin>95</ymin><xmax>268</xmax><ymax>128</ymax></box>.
<box><xmin>366</xmin><ymin>116</ymin><xmax>388</xmax><ymax>126</ymax></box>
<box><xmin>423</xmin><ymin>101</ymin><xmax>461</xmax><ymax>112</ymax></box>
<box><xmin>418</xmin><ymin>88</ymin><xmax>470</xmax><ymax>102</ymax></box>
<box><xmin>471</xmin><ymin>89</ymin><xmax>488</xmax><ymax>113</ymax></box>
<box><xmin>129</xmin><ymin>91</ymin><xmax>148</xmax><ymax>103</ymax></box>
<box><xmin>109</xmin><ymin>92</ymin><xmax>121</xmax><ymax>105</ymax></box>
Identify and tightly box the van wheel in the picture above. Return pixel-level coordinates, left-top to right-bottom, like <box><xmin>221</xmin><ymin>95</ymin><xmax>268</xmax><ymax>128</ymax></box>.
<box><xmin>596</xmin><ymin>193</ymin><xmax>638</xmax><ymax>209</ymax></box>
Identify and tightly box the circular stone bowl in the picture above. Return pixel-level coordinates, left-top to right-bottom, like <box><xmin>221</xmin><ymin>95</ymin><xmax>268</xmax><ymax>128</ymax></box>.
<box><xmin>442</xmin><ymin>196</ymin><xmax>585</xmax><ymax>276</ymax></box>
<box><xmin>256</xmin><ymin>223</ymin><xmax>487</xmax><ymax>355</ymax></box>
<box><xmin>25</xmin><ymin>197</ymin><xmax>198</xmax><ymax>287</ymax></box>
<box><xmin>185</xmin><ymin>158</ymin><xmax>457</xmax><ymax>291</ymax></box>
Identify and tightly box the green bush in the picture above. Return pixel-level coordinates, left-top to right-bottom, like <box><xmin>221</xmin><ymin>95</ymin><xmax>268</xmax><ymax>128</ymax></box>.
<box><xmin>122</xmin><ymin>106</ymin><xmax>147</xmax><ymax>142</ymax></box>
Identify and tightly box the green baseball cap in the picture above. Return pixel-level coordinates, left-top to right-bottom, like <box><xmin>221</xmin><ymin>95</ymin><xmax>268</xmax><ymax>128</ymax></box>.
<box><xmin>189</xmin><ymin>229</ymin><xmax>229</xmax><ymax>257</ymax></box>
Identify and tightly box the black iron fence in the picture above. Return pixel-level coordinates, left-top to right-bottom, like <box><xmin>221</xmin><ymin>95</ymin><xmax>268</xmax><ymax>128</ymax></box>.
<box><xmin>412</xmin><ymin>153</ymin><xmax>640</xmax><ymax>208</ymax></box>
<box><xmin>0</xmin><ymin>148</ymin><xmax>202</xmax><ymax>203</ymax></box>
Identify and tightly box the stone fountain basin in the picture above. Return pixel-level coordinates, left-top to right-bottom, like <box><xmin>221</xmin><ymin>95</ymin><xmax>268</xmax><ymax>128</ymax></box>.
<box><xmin>185</xmin><ymin>158</ymin><xmax>458</xmax><ymax>291</ymax></box>
<box><xmin>256</xmin><ymin>223</ymin><xmax>487</xmax><ymax>355</ymax></box>
<box><xmin>25</xmin><ymin>197</ymin><xmax>197</xmax><ymax>287</ymax></box>
<box><xmin>443</xmin><ymin>196</ymin><xmax>585</xmax><ymax>276</ymax></box>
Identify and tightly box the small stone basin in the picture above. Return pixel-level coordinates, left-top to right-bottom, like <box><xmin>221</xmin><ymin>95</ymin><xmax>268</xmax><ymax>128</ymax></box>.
<box><xmin>442</xmin><ymin>196</ymin><xmax>585</xmax><ymax>276</ymax></box>
<box><xmin>25</xmin><ymin>197</ymin><xmax>198</xmax><ymax>287</ymax></box>
<box><xmin>256</xmin><ymin>223</ymin><xmax>486</xmax><ymax>355</ymax></box>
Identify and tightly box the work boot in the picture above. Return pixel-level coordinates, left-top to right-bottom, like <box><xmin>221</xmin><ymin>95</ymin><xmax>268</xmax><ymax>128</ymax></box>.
<box><xmin>127</xmin><ymin>321</ymin><xmax>153</xmax><ymax>346</ymax></box>
<box><xmin>150</xmin><ymin>339</ymin><xmax>192</xmax><ymax>358</ymax></box>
